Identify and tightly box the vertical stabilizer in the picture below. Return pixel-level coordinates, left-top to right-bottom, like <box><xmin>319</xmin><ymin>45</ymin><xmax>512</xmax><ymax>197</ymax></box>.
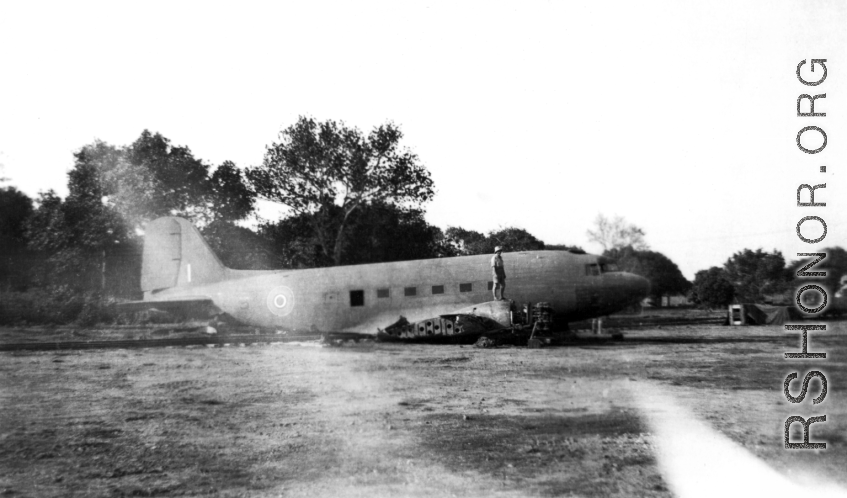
<box><xmin>141</xmin><ymin>217</ymin><xmax>227</xmax><ymax>293</ymax></box>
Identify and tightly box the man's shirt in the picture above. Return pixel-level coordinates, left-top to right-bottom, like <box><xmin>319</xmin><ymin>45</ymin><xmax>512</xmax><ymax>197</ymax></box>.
<box><xmin>491</xmin><ymin>254</ymin><xmax>505</xmax><ymax>279</ymax></box>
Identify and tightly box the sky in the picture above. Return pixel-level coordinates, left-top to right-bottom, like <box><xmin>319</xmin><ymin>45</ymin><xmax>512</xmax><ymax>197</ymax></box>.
<box><xmin>1</xmin><ymin>0</ymin><xmax>845</xmax><ymax>279</ymax></box>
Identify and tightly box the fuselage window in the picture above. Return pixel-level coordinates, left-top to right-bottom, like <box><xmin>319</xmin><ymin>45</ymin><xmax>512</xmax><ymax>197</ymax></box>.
<box><xmin>350</xmin><ymin>290</ymin><xmax>365</xmax><ymax>307</ymax></box>
<box><xmin>487</xmin><ymin>281</ymin><xmax>493</xmax><ymax>290</ymax></box>
<box><xmin>600</xmin><ymin>263</ymin><xmax>620</xmax><ymax>273</ymax></box>
<box><xmin>459</xmin><ymin>283</ymin><xmax>473</xmax><ymax>293</ymax></box>
<box><xmin>376</xmin><ymin>288</ymin><xmax>390</xmax><ymax>298</ymax></box>
<box><xmin>432</xmin><ymin>285</ymin><xmax>444</xmax><ymax>295</ymax></box>
<box><xmin>404</xmin><ymin>287</ymin><xmax>417</xmax><ymax>297</ymax></box>
<box><xmin>585</xmin><ymin>264</ymin><xmax>601</xmax><ymax>276</ymax></box>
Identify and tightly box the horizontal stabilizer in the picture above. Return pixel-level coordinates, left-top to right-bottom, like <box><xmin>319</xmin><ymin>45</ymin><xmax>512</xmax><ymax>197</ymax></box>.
<box><xmin>114</xmin><ymin>297</ymin><xmax>215</xmax><ymax>313</ymax></box>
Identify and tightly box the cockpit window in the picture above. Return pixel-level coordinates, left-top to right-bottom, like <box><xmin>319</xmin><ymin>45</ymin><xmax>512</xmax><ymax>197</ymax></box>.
<box><xmin>601</xmin><ymin>263</ymin><xmax>620</xmax><ymax>273</ymax></box>
<box><xmin>585</xmin><ymin>264</ymin><xmax>601</xmax><ymax>276</ymax></box>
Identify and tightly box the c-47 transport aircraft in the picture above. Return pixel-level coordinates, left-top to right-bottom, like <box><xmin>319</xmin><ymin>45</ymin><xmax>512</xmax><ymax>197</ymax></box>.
<box><xmin>122</xmin><ymin>217</ymin><xmax>650</xmax><ymax>338</ymax></box>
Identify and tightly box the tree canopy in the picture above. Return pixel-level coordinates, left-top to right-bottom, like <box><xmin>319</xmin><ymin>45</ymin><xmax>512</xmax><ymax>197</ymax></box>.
<box><xmin>444</xmin><ymin>226</ymin><xmax>547</xmax><ymax>256</ymax></box>
<box><xmin>341</xmin><ymin>203</ymin><xmax>452</xmax><ymax>265</ymax></box>
<box><xmin>0</xmin><ymin>186</ymin><xmax>33</xmax><ymax>242</ymax></box>
<box><xmin>723</xmin><ymin>249</ymin><xmax>790</xmax><ymax>303</ymax></box>
<box><xmin>247</xmin><ymin>116</ymin><xmax>434</xmax><ymax>265</ymax></box>
<box><xmin>103</xmin><ymin>131</ymin><xmax>254</xmax><ymax>227</ymax></box>
<box><xmin>201</xmin><ymin>219</ymin><xmax>282</xmax><ymax>270</ymax></box>
<box><xmin>0</xmin><ymin>186</ymin><xmax>34</xmax><ymax>290</ymax></box>
<box><xmin>260</xmin><ymin>202</ymin><xmax>449</xmax><ymax>268</ymax></box>
<box><xmin>545</xmin><ymin>244</ymin><xmax>586</xmax><ymax>254</ymax></box>
<box><xmin>444</xmin><ymin>227</ymin><xmax>487</xmax><ymax>256</ymax></box>
<box><xmin>691</xmin><ymin>267</ymin><xmax>736</xmax><ymax>308</ymax></box>
<box><xmin>788</xmin><ymin>246</ymin><xmax>847</xmax><ymax>297</ymax></box>
<box><xmin>587</xmin><ymin>214</ymin><xmax>648</xmax><ymax>252</ymax></box>
<box><xmin>604</xmin><ymin>246</ymin><xmax>690</xmax><ymax>304</ymax></box>
<box><xmin>488</xmin><ymin>228</ymin><xmax>545</xmax><ymax>253</ymax></box>
<box><xmin>22</xmin><ymin>131</ymin><xmax>256</xmax><ymax>292</ymax></box>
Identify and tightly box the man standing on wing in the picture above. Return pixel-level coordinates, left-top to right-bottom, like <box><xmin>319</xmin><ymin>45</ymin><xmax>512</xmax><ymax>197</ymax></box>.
<box><xmin>491</xmin><ymin>246</ymin><xmax>506</xmax><ymax>301</ymax></box>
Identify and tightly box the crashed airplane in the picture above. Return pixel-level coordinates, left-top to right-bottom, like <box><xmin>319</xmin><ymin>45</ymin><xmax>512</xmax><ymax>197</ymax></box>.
<box><xmin>120</xmin><ymin>217</ymin><xmax>650</xmax><ymax>342</ymax></box>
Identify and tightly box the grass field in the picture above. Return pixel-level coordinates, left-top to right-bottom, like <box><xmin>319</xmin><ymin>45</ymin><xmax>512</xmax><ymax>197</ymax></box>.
<box><xmin>1</xmin><ymin>320</ymin><xmax>845</xmax><ymax>497</ymax></box>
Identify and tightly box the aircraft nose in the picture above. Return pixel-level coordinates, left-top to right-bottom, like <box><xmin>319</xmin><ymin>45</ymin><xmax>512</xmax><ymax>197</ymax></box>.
<box><xmin>627</xmin><ymin>273</ymin><xmax>651</xmax><ymax>301</ymax></box>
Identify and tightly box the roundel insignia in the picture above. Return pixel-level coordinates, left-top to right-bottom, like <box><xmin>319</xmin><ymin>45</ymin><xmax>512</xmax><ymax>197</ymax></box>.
<box><xmin>266</xmin><ymin>286</ymin><xmax>295</xmax><ymax>317</ymax></box>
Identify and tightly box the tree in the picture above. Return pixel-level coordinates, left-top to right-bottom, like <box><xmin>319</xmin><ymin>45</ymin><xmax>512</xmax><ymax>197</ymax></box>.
<box><xmin>207</xmin><ymin>161</ymin><xmax>255</xmax><ymax>223</ymax></box>
<box><xmin>342</xmin><ymin>203</ymin><xmax>452</xmax><ymax>264</ymax></box>
<box><xmin>100</xmin><ymin>132</ymin><xmax>255</xmax><ymax>228</ymax></box>
<box><xmin>80</xmin><ymin>139</ymin><xmax>157</xmax><ymax>233</ymax></box>
<box><xmin>691</xmin><ymin>267</ymin><xmax>736</xmax><ymax>308</ymax></box>
<box><xmin>0</xmin><ymin>186</ymin><xmax>34</xmax><ymax>290</ymax></box>
<box><xmin>197</xmin><ymin>161</ymin><xmax>260</xmax><ymax>269</ymax></box>
<box><xmin>27</xmin><ymin>143</ymin><xmax>137</xmax><ymax>291</ymax></box>
<box><xmin>723</xmin><ymin>249</ymin><xmax>790</xmax><ymax>302</ymax></box>
<box><xmin>587</xmin><ymin>214</ymin><xmax>648</xmax><ymax>252</ymax></box>
<box><xmin>24</xmin><ymin>132</ymin><xmax>256</xmax><ymax>293</ymax></box>
<box><xmin>545</xmin><ymin>244</ymin><xmax>586</xmax><ymax>254</ymax></box>
<box><xmin>24</xmin><ymin>190</ymin><xmax>68</xmax><ymax>253</ymax></box>
<box><xmin>445</xmin><ymin>226</ymin><xmax>547</xmax><ymax>256</ymax></box>
<box><xmin>247</xmin><ymin>116</ymin><xmax>435</xmax><ymax>265</ymax></box>
<box><xmin>201</xmin><ymin>219</ymin><xmax>282</xmax><ymax>270</ymax></box>
<box><xmin>259</xmin><ymin>211</ymin><xmax>326</xmax><ymax>269</ymax></box>
<box><xmin>605</xmin><ymin>246</ymin><xmax>690</xmax><ymax>305</ymax></box>
<box><xmin>260</xmin><ymin>202</ymin><xmax>450</xmax><ymax>268</ymax></box>
<box><xmin>488</xmin><ymin>227</ymin><xmax>545</xmax><ymax>253</ymax></box>
<box><xmin>788</xmin><ymin>246</ymin><xmax>847</xmax><ymax>298</ymax></box>
<box><xmin>120</xmin><ymin>130</ymin><xmax>211</xmax><ymax>224</ymax></box>
<box><xmin>25</xmin><ymin>190</ymin><xmax>87</xmax><ymax>288</ymax></box>
<box><xmin>444</xmin><ymin>227</ymin><xmax>487</xmax><ymax>256</ymax></box>
<box><xmin>66</xmin><ymin>145</ymin><xmax>132</xmax><ymax>247</ymax></box>
<box><xmin>0</xmin><ymin>186</ymin><xmax>33</xmax><ymax>242</ymax></box>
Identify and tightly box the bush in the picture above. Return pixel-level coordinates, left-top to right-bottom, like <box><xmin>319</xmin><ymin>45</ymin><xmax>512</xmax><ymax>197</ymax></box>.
<box><xmin>0</xmin><ymin>287</ymin><xmax>114</xmax><ymax>326</ymax></box>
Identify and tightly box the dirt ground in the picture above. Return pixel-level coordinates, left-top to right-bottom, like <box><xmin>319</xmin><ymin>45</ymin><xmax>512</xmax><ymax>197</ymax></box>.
<box><xmin>1</xmin><ymin>321</ymin><xmax>845</xmax><ymax>497</ymax></box>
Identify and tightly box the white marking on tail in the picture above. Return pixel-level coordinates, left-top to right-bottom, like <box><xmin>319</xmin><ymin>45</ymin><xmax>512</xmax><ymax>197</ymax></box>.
<box><xmin>187</xmin><ymin>263</ymin><xmax>192</xmax><ymax>283</ymax></box>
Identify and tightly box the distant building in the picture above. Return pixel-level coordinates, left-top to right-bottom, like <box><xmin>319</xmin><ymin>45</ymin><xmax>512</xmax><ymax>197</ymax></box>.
<box><xmin>642</xmin><ymin>294</ymin><xmax>692</xmax><ymax>308</ymax></box>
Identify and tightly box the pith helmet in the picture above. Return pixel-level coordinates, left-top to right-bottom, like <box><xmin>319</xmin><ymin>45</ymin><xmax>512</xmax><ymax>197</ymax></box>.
<box><xmin>494</xmin><ymin>246</ymin><xmax>503</xmax><ymax>253</ymax></box>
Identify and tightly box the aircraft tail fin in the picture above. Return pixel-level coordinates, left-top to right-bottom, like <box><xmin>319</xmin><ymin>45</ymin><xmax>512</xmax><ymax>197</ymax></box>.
<box><xmin>141</xmin><ymin>217</ymin><xmax>227</xmax><ymax>293</ymax></box>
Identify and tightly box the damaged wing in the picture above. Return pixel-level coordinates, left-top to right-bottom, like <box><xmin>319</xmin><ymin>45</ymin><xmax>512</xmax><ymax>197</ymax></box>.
<box><xmin>377</xmin><ymin>300</ymin><xmax>513</xmax><ymax>343</ymax></box>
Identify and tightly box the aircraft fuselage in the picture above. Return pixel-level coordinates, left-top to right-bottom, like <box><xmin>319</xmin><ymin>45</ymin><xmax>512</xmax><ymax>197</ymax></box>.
<box><xmin>149</xmin><ymin>250</ymin><xmax>650</xmax><ymax>333</ymax></box>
